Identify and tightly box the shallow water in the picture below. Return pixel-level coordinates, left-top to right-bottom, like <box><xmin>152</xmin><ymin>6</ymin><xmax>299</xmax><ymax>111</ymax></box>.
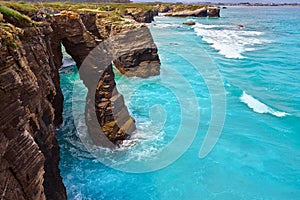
<box><xmin>58</xmin><ymin>6</ymin><xmax>300</xmax><ymax>200</ymax></box>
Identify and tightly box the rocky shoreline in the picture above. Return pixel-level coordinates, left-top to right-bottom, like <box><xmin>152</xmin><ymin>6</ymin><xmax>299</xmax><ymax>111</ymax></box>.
<box><xmin>0</xmin><ymin>2</ymin><xmax>220</xmax><ymax>199</ymax></box>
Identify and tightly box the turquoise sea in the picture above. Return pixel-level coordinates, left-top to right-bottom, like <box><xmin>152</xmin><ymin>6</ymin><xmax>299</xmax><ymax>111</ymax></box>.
<box><xmin>58</xmin><ymin>6</ymin><xmax>300</xmax><ymax>200</ymax></box>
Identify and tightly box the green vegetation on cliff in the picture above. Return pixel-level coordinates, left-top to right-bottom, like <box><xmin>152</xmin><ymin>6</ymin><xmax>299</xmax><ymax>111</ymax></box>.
<box><xmin>0</xmin><ymin>1</ymin><xmax>205</xmax><ymax>14</ymax></box>
<box><xmin>0</xmin><ymin>5</ymin><xmax>31</xmax><ymax>22</ymax></box>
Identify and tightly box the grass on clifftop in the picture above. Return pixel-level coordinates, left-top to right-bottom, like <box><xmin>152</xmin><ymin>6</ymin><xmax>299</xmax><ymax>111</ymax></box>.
<box><xmin>0</xmin><ymin>1</ymin><xmax>207</xmax><ymax>15</ymax></box>
<box><xmin>0</xmin><ymin>5</ymin><xmax>31</xmax><ymax>22</ymax></box>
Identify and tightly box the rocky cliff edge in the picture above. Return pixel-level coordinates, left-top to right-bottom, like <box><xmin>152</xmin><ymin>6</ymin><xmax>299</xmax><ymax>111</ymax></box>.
<box><xmin>0</xmin><ymin>4</ymin><xmax>161</xmax><ymax>200</ymax></box>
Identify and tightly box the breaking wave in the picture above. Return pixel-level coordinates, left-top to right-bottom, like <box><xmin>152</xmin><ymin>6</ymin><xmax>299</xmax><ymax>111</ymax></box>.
<box><xmin>240</xmin><ymin>91</ymin><xmax>288</xmax><ymax>117</ymax></box>
<box><xmin>193</xmin><ymin>23</ymin><xmax>270</xmax><ymax>59</ymax></box>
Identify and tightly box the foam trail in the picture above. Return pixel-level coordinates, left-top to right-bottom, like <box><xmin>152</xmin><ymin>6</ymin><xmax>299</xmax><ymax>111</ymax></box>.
<box><xmin>193</xmin><ymin>23</ymin><xmax>270</xmax><ymax>59</ymax></box>
<box><xmin>240</xmin><ymin>91</ymin><xmax>288</xmax><ymax>117</ymax></box>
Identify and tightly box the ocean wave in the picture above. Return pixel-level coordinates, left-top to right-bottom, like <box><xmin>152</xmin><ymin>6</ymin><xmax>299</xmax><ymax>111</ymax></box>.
<box><xmin>240</xmin><ymin>91</ymin><xmax>288</xmax><ymax>117</ymax></box>
<box><xmin>193</xmin><ymin>23</ymin><xmax>270</xmax><ymax>59</ymax></box>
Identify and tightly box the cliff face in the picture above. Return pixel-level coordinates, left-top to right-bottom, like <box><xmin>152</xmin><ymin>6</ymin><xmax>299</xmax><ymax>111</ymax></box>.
<box><xmin>0</xmin><ymin>22</ymin><xmax>66</xmax><ymax>200</ymax></box>
<box><xmin>0</xmin><ymin>24</ymin><xmax>46</xmax><ymax>200</ymax></box>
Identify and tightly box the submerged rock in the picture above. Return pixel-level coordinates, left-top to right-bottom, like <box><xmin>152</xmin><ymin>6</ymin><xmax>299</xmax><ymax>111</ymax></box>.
<box><xmin>237</xmin><ymin>24</ymin><xmax>245</xmax><ymax>29</ymax></box>
<box><xmin>183</xmin><ymin>21</ymin><xmax>196</xmax><ymax>26</ymax></box>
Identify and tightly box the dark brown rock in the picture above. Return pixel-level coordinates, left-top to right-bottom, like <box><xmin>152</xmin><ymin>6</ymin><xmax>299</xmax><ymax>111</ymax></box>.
<box><xmin>95</xmin><ymin>65</ymin><xmax>136</xmax><ymax>144</ymax></box>
<box><xmin>183</xmin><ymin>21</ymin><xmax>196</xmax><ymax>26</ymax></box>
<box><xmin>0</xmin><ymin>22</ymin><xmax>66</xmax><ymax>200</ymax></box>
<box><xmin>207</xmin><ymin>7</ymin><xmax>220</xmax><ymax>17</ymax></box>
<box><xmin>51</xmin><ymin>11</ymin><xmax>100</xmax><ymax>67</ymax></box>
<box><xmin>111</xmin><ymin>26</ymin><xmax>161</xmax><ymax>78</ymax></box>
<box><xmin>80</xmin><ymin>12</ymin><xmax>102</xmax><ymax>39</ymax></box>
<box><xmin>0</xmin><ymin>8</ymin><xmax>162</xmax><ymax>200</ymax></box>
<box><xmin>50</xmin><ymin>11</ymin><xmax>136</xmax><ymax>144</ymax></box>
<box><xmin>20</xmin><ymin>24</ymin><xmax>67</xmax><ymax>200</ymax></box>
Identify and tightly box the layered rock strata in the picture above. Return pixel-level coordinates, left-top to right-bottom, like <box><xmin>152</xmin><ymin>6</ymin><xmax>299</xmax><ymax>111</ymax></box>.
<box><xmin>76</xmin><ymin>11</ymin><xmax>161</xmax><ymax>78</ymax></box>
<box><xmin>110</xmin><ymin>26</ymin><xmax>160</xmax><ymax>77</ymax></box>
<box><xmin>0</xmin><ymin>22</ymin><xmax>66</xmax><ymax>200</ymax></box>
<box><xmin>50</xmin><ymin>11</ymin><xmax>138</xmax><ymax>144</ymax></box>
<box><xmin>0</xmin><ymin>6</ymin><xmax>161</xmax><ymax>200</ymax></box>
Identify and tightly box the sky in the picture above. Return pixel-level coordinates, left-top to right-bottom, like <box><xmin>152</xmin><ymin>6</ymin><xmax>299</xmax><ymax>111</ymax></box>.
<box><xmin>134</xmin><ymin>0</ymin><xmax>300</xmax><ymax>3</ymax></box>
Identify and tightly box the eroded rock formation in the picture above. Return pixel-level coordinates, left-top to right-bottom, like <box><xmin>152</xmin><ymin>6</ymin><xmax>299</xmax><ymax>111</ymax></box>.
<box><xmin>76</xmin><ymin>11</ymin><xmax>161</xmax><ymax>78</ymax></box>
<box><xmin>164</xmin><ymin>6</ymin><xmax>220</xmax><ymax>18</ymax></box>
<box><xmin>165</xmin><ymin>7</ymin><xmax>207</xmax><ymax>17</ymax></box>
<box><xmin>50</xmin><ymin>11</ymin><xmax>138</xmax><ymax>144</ymax></box>
<box><xmin>1</xmin><ymin>6</ymin><xmax>161</xmax><ymax>200</ymax></box>
<box><xmin>111</xmin><ymin>26</ymin><xmax>160</xmax><ymax>77</ymax></box>
<box><xmin>207</xmin><ymin>7</ymin><xmax>220</xmax><ymax>17</ymax></box>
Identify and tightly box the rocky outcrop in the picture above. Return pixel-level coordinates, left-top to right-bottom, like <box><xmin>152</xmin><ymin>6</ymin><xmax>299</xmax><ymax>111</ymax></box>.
<box><xmin>0</xmin><ymin>24</ymin><xmax>46</xmax><ymax>200</ymax></box>
<box><xmin>1</xmin><ymin>6</ymin><xmax>161</xmax><ymax>200</ymax></box>
<box><xmin>0</xmin><ymin>21</ymin><xmax>66</xmax><ymax>200</ymax></box>
<box><xmin>50</xmin><ymin>11</ymin><xmax>137</xmax><ymax>144</ymax></box>
<box><xmin>157</xmin><ymin>5</ymin><xmax>172</xmax><ymax>13</ymax></box>
<box><xmin>78</xmin><ymin>12</ymin><xmax>161</xmax><ymax>78</ymax></box>
<box><xmin>80</xmin><ymin>12</ymin><xmax>103</xmax><ymax>39</ymax></box>
<box><xmin>165</xmin><ymin>7</ymin><xmax>207</xmax><ymax>17</ymax></box>
<box><xmin>207</xmin><ymin>7</ymin><xmax>220</xmax><ymax>17</ymax></box>
<box><xmin>183</xmin><ymin>21</ymin><xmax>196</xmax><ymax>26</ymax></box>
<box><xmin>123</xmin><ymin>8</ymin><xmax>157</xmax><ymax>23</ymax></box>
<box><xmin>111</xmin><ymin>26</ymin><xmax>161</xmax><ymax>77</ymax></box>
<box><xmin>165</xmin><ymin>7</ymin><xmax>220</xmax><ymax>18</ymax></box>
<box><xmin>51</xmin><ymin>11</ymin><xmax>100</xmax><ymax>67</ymax></box>
<box><xmin>82</xmin><ymin>12</ymin><xmax>143</xmax><ymax>40</ymax></box>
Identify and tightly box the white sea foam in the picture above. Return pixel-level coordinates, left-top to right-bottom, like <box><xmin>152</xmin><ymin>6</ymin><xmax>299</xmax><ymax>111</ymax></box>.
<box><xmin>193</xmin><ymin>23</ymin><xmax>270</xmax><ymax>59</ymax></box>
<box><xmin>62</xmin><ymin>57</ymin><xmax>76</xmax><ymax>67</ymax></box>
<box><xmin>154</xmin><ymin>23</ymin><xmax>182</xmax><ymax>28</ymax></box>
<box><xmin>118</xmin><ymin>119</ymin><xmax>166</xmax><ymax>162</ymax></box>
<box><xmin>240</xmin><ymin>91</ymin><xmax>288</xmax><ymax>117</ymax></box>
